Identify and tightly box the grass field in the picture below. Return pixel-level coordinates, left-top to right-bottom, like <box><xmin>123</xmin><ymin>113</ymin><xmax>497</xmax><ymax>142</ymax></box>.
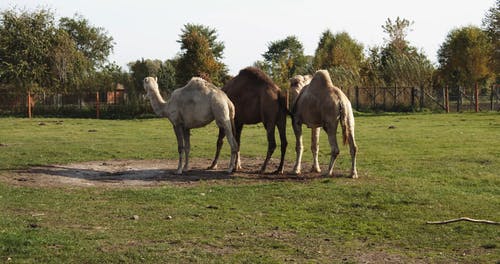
<box><xmin>0</xmin><ymin>113</ymin><xmax>499</xmax><ymax>263</ymax></box>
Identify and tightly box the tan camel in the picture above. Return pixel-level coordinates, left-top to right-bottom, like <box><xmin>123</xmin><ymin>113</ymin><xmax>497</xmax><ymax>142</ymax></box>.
<box><xmin>143</xmin><ymin>77</ymin><xmax>238</xmax><ymax>174</ymax></box>
<box><xmin>290</xmin><ymin>70</ymin><xmax>358</xmax><ymax>178</ymax></box>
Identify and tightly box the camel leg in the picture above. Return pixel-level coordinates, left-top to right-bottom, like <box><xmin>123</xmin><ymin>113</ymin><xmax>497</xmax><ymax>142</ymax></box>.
<box><xmin>274</xmin><ymin>116</ymin><xmax>287</xmax><ymax>174</ymax></box>
<box><xmin>311</xmin><ymin>127</ymin><xmax>321</xmax><ymax>173</ymax></box>
<box><xmin>222</xmin><ymin>121</ymin><xmax>238</xmax><ymax>174</ymax></box>
<box><xmin>324</xmin><ymin>122</ymin><xmax>340</xmax><ymax>177</ymax></box>
<box><xmin>348</xmin><ymin>133</ymin><xmax>358</xmax><ymax>178</ymax></box>
<box><xmin>292</xmin><ymin>118</ymin><xmax>303</xmax><ymax>175</ymax></box>
<box><xmin>208</xmin><ymin>128</ymin><xmax>225</xmax><ymax>170</ymax></box>
<box><xmin>173</xmin><ymin>125</ymin><xmax>185</xmax><ymax>175</ymax></box>
<box><xmin>182</xmin><ymin>128</ymin><xmax>190</xmax><ymax>172</ymax></box>
<box><xmin>234</xmin><ymin>123</ymin><xmax>243</xmax><ymax>171</ymax></box>
<box><xmin>260</xmin><ymin>123</ymin><xmax>277</xmax><ymax>174</ymax></box>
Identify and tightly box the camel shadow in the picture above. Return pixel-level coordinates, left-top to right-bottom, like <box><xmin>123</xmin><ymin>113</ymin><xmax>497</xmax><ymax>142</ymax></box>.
<box><xmin>11</xmin><ymin>158</ymin><xmax>352</xmax><ymax>187</ymax></box>
<box><xmin>26</xmin><ymin>165</ymin><xmax>233</xmax><ymax>183</ymax></box>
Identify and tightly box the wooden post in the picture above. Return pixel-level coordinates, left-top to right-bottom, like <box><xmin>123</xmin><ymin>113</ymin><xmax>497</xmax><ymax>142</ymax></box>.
<box><xmin>491</xmin><ymin>85</ymin><xmax>495</xmax><ymax>111</ymax></box>
<box><xmin>96</xmin><ymin>92</ymin><xmax>100</xmax><ymax>119</ymax></box>
<box><xmin>420</xmin><ymin>86</ymin><xmax>424</xmax><ymax>111</ymax></box>
<box><xmin>372</xmin><ymin>86</ymin><xmax>376</xmax><ymax>109</ymax></box>
<box><xmin>27</xmin><ymin>90</ymin><xmax>32</xmax><ymax>119</ymax></box>
<box><xmin>355</xmin><ymin>86</ymin><xmax>359</xmax><ymax>111</ymax></box>
<box><xmin>383</xmin><ymin>88</ymin><xmax>386</xmax><ymax>111</ymax></box>
<box><xmin>411</xmin><ymin>87</ymin><xmax>415</xmax><ymax>110</ymax></box>
<box><xmin>474</xmin><ymin>82</ymin><xmax>479</xmax><ymax>112</ymax></box>
<box><xmin>393</xmin><ymin>84</ymin><xmax>397</xmax><ymax>109</ymax></box>
<box><xmin>445</xmin><ymin>85</ymin><xmax>449</xmax><ymax>113</ymax></box>
<box><xmin>457</xmin><ymin>87</ymin><xmax>461</xmax><ymax>112</ymax></box>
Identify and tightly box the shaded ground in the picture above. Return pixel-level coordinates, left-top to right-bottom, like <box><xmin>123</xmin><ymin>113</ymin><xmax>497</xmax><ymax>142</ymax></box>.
<box><xmin>0</xmin><ymin>157</ymin><xmax>350</xmax><ymax>188</ymax></box>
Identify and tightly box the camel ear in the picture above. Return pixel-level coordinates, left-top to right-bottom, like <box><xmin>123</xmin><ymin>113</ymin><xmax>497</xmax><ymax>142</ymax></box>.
<box><xmin>155</xmin><ymin>76</ymin><xmax>158</xmax><ymax>82</ymax></box>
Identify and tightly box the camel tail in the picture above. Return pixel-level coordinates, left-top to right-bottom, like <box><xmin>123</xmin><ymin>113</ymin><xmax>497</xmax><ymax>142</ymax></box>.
<box><xmin>339</xmin><ymin>97</ymin><xmax>355</xmax><ymax>146</ymax></box>
<box><xmin>229</xmin><ymin>101</ymin><xmax>236</xmax><ymax>137</ymax></box>
<box><xmin>278</xmin><ymin>91</ymin><xmax>292</xmax><ymax>116</ymax></box>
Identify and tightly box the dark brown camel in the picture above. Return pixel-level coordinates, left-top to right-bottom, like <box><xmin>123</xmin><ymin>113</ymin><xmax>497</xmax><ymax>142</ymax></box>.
<box><xmin>209</xmin><ymin>67</ymin><xmax>288</xmax><ymax>174</ymax></box>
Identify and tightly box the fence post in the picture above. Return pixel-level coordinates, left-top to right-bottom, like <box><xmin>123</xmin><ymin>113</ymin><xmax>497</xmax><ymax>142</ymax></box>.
<box><xmin>411</xmin><ymin>87</ymin><xmax>415</xmax><ymax>110</ymax></box>
<box><xmin>96</xmin><ymin>92</ymin><xmax>100</xmax><ymax>119</ymax></box>
<box><xmin>445</xmin><ymin>85</ymin><xmax>449</xmax><ymax>113</ymax></box>
<box><xmin>420</xmin><ymin>86</ymin><xmax>424</xmax><ymax>111</ymax></box>
<box><xmin>393</xmin><ymin>84</ymin><xmax>397</xmax><ymax>109</ymax></box>
<box><xmin>27</xmin><ymin>90</ymin><xmax>32</xmax><ymax>119</ymax></box>
<box><xmin>491</xmin><ymin>85</ymin><xmax>495</xmax><ymax>111</ymax></box>
<box><xmin>372</xmin><ymin>86</ymin><xmax>376</xmax><ymax>109</ymax></box>
<box><xmin>383</xmin><ymin>88</ymin><xmax>386</xmax><ymax>111</ymax></box>
<box><xmin>474</xmin><ymin>82</ymin><xmax>479</xmax><ymax>112</ymax></box>
<box><xmin>355</xmin><ymin>86</ymin><xmax>359</xmax><ymax>111</ymax></box>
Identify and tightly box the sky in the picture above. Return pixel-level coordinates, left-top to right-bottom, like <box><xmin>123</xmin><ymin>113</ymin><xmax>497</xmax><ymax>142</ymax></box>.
<box><xmin>1</xmin><ymin>0</ymin><xmax>495</xmax><ymax>75</ymax></box>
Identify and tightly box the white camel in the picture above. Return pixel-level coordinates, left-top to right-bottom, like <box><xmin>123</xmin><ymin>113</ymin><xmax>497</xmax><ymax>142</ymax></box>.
<box><xmin>290</xmin><ymin>70</ymin><xmax>358</xmax><ymax>178</ymax></box>
<box><xmin>143</xmin><ymin>77</ymin><xmax>238</xmax><ymax>174</ymax></box>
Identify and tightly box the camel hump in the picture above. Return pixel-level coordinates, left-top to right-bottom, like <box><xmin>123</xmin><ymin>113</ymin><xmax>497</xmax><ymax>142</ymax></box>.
<box><xmin>310</xmin><ymin>70</ymin><xmax>334</xmax><ymax>89</ymax></box>
<box><xmin>238</xmin><ymin>66</ymin><xmax>278</xmax><ymax>89</ymax></box>
<box><xmin>184</xmin><ymin>77</ymin><xmax>220</xmax><ymax>92</ymax></box>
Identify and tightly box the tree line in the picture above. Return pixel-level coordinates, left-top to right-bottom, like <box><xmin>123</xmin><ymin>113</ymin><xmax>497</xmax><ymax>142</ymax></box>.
<box><xmin>0</xmin><ymin>2</ymin><xmax>498</xmax><ymax>101</ymax></box>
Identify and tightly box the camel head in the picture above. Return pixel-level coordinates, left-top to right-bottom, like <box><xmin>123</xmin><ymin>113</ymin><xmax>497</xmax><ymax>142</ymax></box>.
<box><xmin>289</xmin><ymin>75</ymin><xmax>312</xmax><ymax>108</ymax></box>
<box><xmin>290</xmin><ymin>75</ymin><xmax>312</xmax><ymax>94</ymax></box>
<box><xmin>143</xmin><ymin>76</ymin><xmax>159</xmax><ymax>98</ymax></box>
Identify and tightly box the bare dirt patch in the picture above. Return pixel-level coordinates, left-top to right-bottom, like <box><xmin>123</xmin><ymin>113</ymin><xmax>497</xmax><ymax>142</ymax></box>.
<box><xmin>0</xmin><ymin>157</ymin><xmax>342</xmax><ymax>188</ymax></box>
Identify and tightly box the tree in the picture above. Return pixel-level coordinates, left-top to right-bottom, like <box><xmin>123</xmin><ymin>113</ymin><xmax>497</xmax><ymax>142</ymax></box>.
<box><xmin>360</xmin><ymin>47</ymin><xmax>385</xmax><ymax>87</ymax></box>
<box><xmin>261</xmin><ymin>35</ymin><xmax>307</xmax><ymax>88</ymax></box>
<box><xmin>128</xmin><ymin>58</ymin><xmax>177</xmax><ymax>96</ymax></box>
<box><xmin>381</xmin><ymin>17</ymin><xmax>413</xmax><ymax>53</ymax></box>
<box><xmin>0</xmin><ymin>8</ymin><xmax>56</xmax><ymax>93</ymax></box>
<box><xmin>59</xmin><ymin>15</ymin><xmax>114</xmax><ymax>70</ymax></box>
<box><xmin>58</xmin><ymin>14</ymin><xmax>114</xmax><ymax>93</ymax></box>
<box><xmin>314</xmin><ymin>31</ymin><xmax>364</xmax><ymax>71</ymax></box>
<box><xmin>438</xmin><ymin>26</ymin><xmax>494</xmax><ymax>90</ymax></box>
<box><xmin>128</xmin><ymin>59</ymin><xmax>162</xmax><ymax>94</ymax></box>
<box><xmin>383</xmin><ymin>52</ymin><xmax>434</xmax><ymax>87</ymax></box>
<box><xmin>48</xmin><ymin>28</ymin><xmax>88</xmax><ymax>93</ymax></box>
<box><xmin>0</xmin><ymin>8</ymin><xmax>115</xmax><ymax>95</ymax></box>
<box><xmin>157</xmin><ymin>60</ymin><xmax>177</xmax><ymax>93</ymax></box>
<box><xmin>378</xmin><ymin>17</ymin><xmax>434</xmax><ymax>88</ymax></box>
<box><xmin>175</xmin><ymin>24</ymin><xmax>228</xmax><ymax>86</ymax></box>
<box><xmin>482</xmin><ymin>0</ymin><xmax>499</xmax><ymax>81</ymax></box>
<box><xmin>313</xmin><ymin>30</ymin><xmax>364</xmax><ymax>88</ymax></box>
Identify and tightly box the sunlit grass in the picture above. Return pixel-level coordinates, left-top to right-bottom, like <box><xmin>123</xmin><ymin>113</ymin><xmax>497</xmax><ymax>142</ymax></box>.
<box><xmin>0</xmin><ymin>113</ymin><xmax>499</xmax><ymax>262</ymax></box>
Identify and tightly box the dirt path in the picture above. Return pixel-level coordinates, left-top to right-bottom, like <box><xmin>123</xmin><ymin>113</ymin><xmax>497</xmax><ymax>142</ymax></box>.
<box><xmin>0</xmin><ymin>158</ymin><xmax>334</xmax><ymax>188</ymax></box>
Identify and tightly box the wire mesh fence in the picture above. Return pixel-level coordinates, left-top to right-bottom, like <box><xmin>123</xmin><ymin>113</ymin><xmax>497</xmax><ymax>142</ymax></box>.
<box><xmin>1</xmin><ymin>85</ymin><xmax>498</xmax><ymax>118</ymax></box>
<box><xmin>0</xmin><ymin>91</ymin><xmax>154</xmax><ymax>119</ymax></box>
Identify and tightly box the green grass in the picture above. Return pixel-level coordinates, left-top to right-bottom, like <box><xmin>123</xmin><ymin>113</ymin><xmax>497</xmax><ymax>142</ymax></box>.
<box><xmin>0</xmin><ymin>113</ymin><xmax>499</xmax><ymax>263</ymax></box>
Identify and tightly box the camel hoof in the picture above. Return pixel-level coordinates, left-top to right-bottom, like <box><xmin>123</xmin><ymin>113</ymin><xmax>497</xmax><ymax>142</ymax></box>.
<box><xmin>310</xmin><ymin>167</ymin><xmax>321</xmax><ymax>173</ymax></box>
<box><xmin>207</xmin><ymin>164</ymin><xmax>218</xmax><ymax>170</ymax></box>
<box><xmin>351</xmin><ymin>173</ymin><xmax>358</xmax><ymax>179</ymax></box>
<box><xmin>271</xmin><ymin>169</ymin><xmax>284</xmax><ymax>175</ymax></box>
<box><xmin>322</xmin><ymin>172</ymin><xmax>333</xmax><ymax>177</ymax></box>
<box><xmin>174</xmin><ymin>170</ymin><xmax>183</xmax><ymax>175</ymax></box>
<box><xmin>292</xmin><ymin>170</ymin><xmax>301</xmax><ymax>175</ymax></box>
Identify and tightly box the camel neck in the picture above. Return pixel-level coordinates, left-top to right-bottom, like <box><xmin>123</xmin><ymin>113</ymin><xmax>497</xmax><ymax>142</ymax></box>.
<box><xmin>148</xmin><ymin>88</ymin><xmax>168</xmax><ymax>117</ymax></box>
